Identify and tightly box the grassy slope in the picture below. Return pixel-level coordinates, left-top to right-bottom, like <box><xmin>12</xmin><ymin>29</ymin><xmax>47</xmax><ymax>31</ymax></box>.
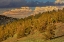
<box><xmin>2</xmin><ymin>9</ymin><xmax>64</xmax><ymax>42</ymax></box>
<box><xmin>18</xmin><ymin>37</ymin><xmax>64</xmax><ymax>42</ymax></box>
<box><xmin>2</xmin><ymin>35</ymin><xmax>64</xmax><ymax>42</ymax></box>
<box><xmin>2</xmin><ymin>22</ymin><xmax>64</xmax><ymax>42</ymax></box>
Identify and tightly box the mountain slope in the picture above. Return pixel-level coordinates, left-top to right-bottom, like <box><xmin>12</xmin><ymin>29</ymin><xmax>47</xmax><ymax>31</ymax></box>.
<box><xmin>0</xmin><ymin>9</ymin><xmax>64</xmax><ymax>42</ymax></box>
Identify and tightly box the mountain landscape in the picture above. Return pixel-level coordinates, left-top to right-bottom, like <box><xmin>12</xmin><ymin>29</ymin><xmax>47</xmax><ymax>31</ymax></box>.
<box><xmin>0</xmin><ymin>8</ymin><xmax>64</xmax><ymax>42</ymax></box>
<box><xmin>0</xmin><ymin>0</ymin><xmax>64</xmax><ymax>42</ymax></box>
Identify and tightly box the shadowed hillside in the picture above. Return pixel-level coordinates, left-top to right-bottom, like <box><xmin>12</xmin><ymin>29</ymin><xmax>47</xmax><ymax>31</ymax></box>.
<box><xmin>0</xmin><ymin>8</ymin><xmax>64</xmax><ymax>42</ymax></box>
<box><xmin>0</xmin><ymin>15</ymin><xmax>18</xmax><ymax>25</ymax></box>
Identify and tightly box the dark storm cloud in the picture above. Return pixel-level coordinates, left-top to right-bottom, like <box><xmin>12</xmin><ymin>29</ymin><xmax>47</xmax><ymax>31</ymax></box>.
<box><xmin>0</xmin><ymin>0</ymin><xmax>27</xmax><ymax>7</ymax></box>
<box><xmin>0</xmin><ymin>0</ymin><xmax>64</xmax><ymax>8</ymax></box>
<box><xmin>0</xmin><ymin>0</ymin><xmax>11</xmax><ymax>6</ymax></box>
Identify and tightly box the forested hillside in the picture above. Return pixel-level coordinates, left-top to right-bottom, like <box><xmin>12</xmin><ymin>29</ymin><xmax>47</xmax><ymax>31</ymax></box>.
<box><xmin>0</xmin><ymin>9</ymin><xmax>64</xmax><ymax>42</ymax></box>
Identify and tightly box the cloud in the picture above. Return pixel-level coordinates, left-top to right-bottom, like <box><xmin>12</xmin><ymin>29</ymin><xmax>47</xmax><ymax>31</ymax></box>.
<box><xmin>0</xmin><ymin>0</ymin><xmax>27</xmax><ymax>7</ymax></box>
<box><xmin>31</xmin><ymin>6</ymin><xmax>59</xmax><ymax>15</ymax></box>
<box><xmin>55</xmin><ymin>0</ymin><xmax>64</xmax><ymax>4</ymax></box>
<box><xmin>0</xmin><ymin>0</ymin><xmax>64</xmax><ymax>8</ymax></box>
<box><xmin>3</xmin><ymin>7</ymin><xmax>32</xmax><ymax>18</ymax></box>
<box><xmin>0</xmin><ymin>0</ymin><xmax>11</xmax><ymax>6</ymax></box>
<box><xmin>3</xmin><ymin>6</ymin><xmax>64</xmax><ymax>18</ymax></box>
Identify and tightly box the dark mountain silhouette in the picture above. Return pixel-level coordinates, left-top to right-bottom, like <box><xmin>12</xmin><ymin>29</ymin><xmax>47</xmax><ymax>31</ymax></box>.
<box><xmin>0</xmin><ymin>15</ymin><xmax>18</xmax><ymax>25</ymax></box>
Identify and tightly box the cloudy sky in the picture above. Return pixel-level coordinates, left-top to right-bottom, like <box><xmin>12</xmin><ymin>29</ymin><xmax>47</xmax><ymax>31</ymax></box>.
<box><xmin>3</xmin><ymin>6</ymin><xmax>64</xmax><ymax>18</ymax></box>
<box><xmin>27</xmin><ymin>0</ymin><xmax>55</xmax><ymax>2</ymax></box>
<box><xmin>0</xmin><ymin>0</ymin><xmax>64</xmax><ymax>18</ymax></box>
<box><xmin>0</xmin><ymin>0</ymin><xmax>64</xmax><ymax>8</ymax></box>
